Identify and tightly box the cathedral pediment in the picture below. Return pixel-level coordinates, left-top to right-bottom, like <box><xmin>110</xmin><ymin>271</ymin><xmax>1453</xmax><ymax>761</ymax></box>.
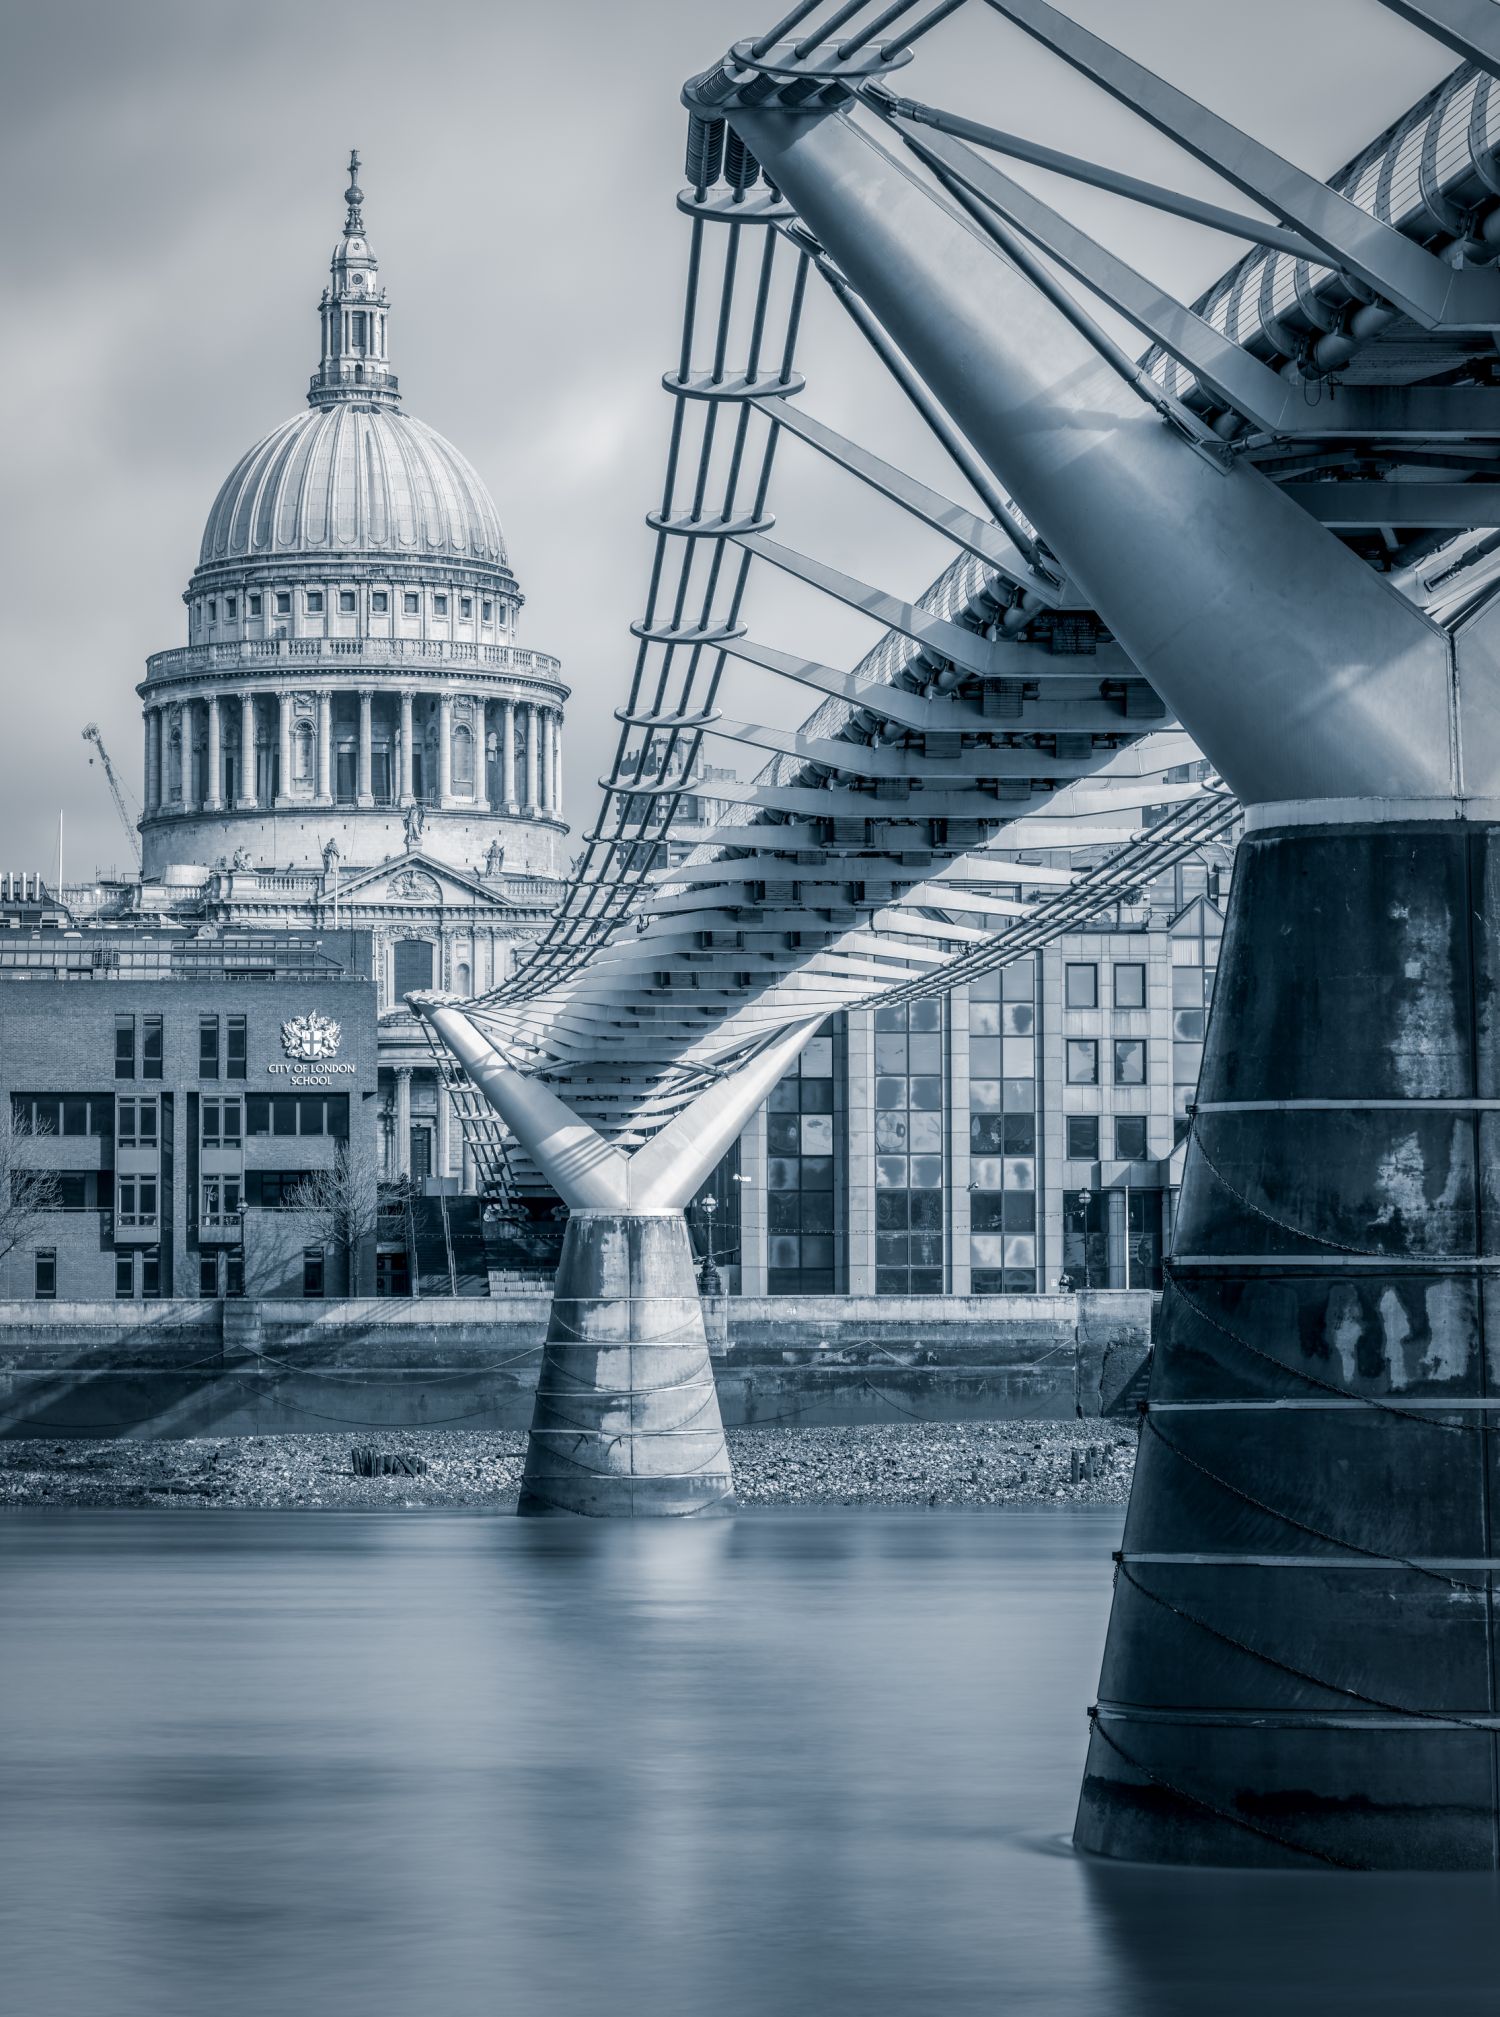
<box><xmin>334</xmin><ymin>850</ymin><xmax>519</xmax><ymax>911</ymax></box>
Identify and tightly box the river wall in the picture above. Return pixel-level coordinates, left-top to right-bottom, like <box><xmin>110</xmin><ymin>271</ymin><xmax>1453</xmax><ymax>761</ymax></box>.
<box><xmin>0</xmin><ymin>1291</ymin><xmax>1151</xmax><ymax>1439</ymax></box>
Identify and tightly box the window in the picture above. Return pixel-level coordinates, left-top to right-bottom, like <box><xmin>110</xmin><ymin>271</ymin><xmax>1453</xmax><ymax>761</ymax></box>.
<box><xmin>115</xmin><ymin>1014</ymin><xmax>135</xmax><ymax>1080</ymax></box>
<box><xmin>225</xmin><ymin>595</ymin><xmax>237</xmax><ymax>619</ymax></box>
<box><xmin>1065</xmin><ymin>962</ymin><xmax>1098</xmax><ymax>1009</ymax></box>
<box><xmin>115</xmin><ymin>1252</ymin><xmax>134</xmax><ymax>1299</ymax></box>
<box><xmin>201</xmin><ymin>1099</ymin><xmax>242</xmax><ymax>1148</ymax></box>
<box><xmin>33</xmin><ymin>1250</ymin><xmax>55</xmax><ymax>1301</ymax></box>
<box><xmin>303</xmin><ymin>1247</ymin><xmax>326</xmax><ymax>1298</ymax></box>
<box><xmin>403</xmin><ymin>592</ymin><xmax>419</xmax><ymax>614</ymax></box>
<box><xmin>1115</xmin><ymin>1115</ymin><xmax>1148</xmax><ymax>1161</ymax></box>
<box><xmin>871</xmin><ymin>999</ymin><xmax>945</xmax><ymax>1296</ymax></box>
<box><xmin>968</xmin><ymin>963</ymin><xmax>1039</xmax><ymax>1292</ymax></box>
<box><xmin>767</xmin><ymin>1029</ymin><xmax>842</xmax><ymax>1294</ymax></box>
<box><xmin>339</xmin><ymin>591</ymin><xmax>356</xmax><ymax>614</ymax></box>
<box><xmin>245</xmin><ymin>1170</ymin><xmax>313</xmax><ymax>1208</ymax></box>
<box><xmin>117</xmin><ymin>1175</ymin><xmax>158</xmax><ymax>1225</ymax></box>
<box><xmin>393</xmin><ymin>939</ymin><xmax>434</xmax><ymax>998</ymax></box>
<box><xmin>201</xmin><ymin>1177</ymin><xmax>241</xmax><ymax>1219</ymax></box>
<box><xmin>226</xmin><ymin>1015</ymin><xmax>246</xmax><ymax>1080</ymax></box>
<box><xmin>1066</xmin><ymin>1039</ymin><xmax>1099</xmax><ymax>1085</ymax></box>
<box><xmin>13</xmin><ymin>1095</ymin><xmax>110</xmax><ymax>1138</ymax></box>
<box><xmin>142</xmin><ymin>1016</ymin><xmax>163</xmax><ymax>1080</ymax></box>
<box><xmin>1066</xmin><ymin>1115</ymin><xmax>1100</xmax><ymax>1160</ymax></box>
<box><xmin>460</xmin><ymin>596</ymin><xmax>473</xmax><ymax>619</ymax></box>
<box><xmin>275</xmin><ymin>591</ymin><xmax>291</xmax><ymax>615</ymax></box>
<box><xmin>306</xmin><ymin>591</ymin><xmax>324</xmax><ymax>614</ymax></box>
<box><xmin>199</xmin><ymin>1253</ymin><xmax>220</xmax><ymax>1299</ymax></box>
<box><xmin>245</xmin><ymin>1094</ymin><xmax>348</xmax><ymax>1139</ymax></box>
<box><xmin>248</xmin><ymin>593</ymin><xmax>262</xmax><ymax>616</ymax></box>
<box><xmin>1114</xmin><ymin>1039</ymin><xmax>1147</xmax><ymax>1086</ymax></box>
<box><xmin>371</xmin><ymin>591</ymin><xmax>388</xmax><ymax>613</ymax></box>
<box><xmin>18</xmin><ymin>1172</ymin><xmax>105</xmax><ymax>1212</ymax></box>
<box><xmin>482</xmin><ymin>599</ymin><xmax>493</xmax><ymax>622</ymax></box>
<box><xmin>117</xmin><ymin>1099</ymin><xmax>158</xmax><ymax>1148</ymax></box>
<box><xmin>141</xmin><ymin>1247</ymin><xmax>161</xmax><ymax>1299</ymax></box>
<box><xmin>452</xmin><ymin>724</ymin><xmax>475</xmax><ymax>792</ymax></box>
<box><xmin>199</xmin><ymin>1014</ymin><xmax>219</xmax><ymax>1080</ymax></box>
<box><xmin>208</xmin><ymin>598</ymin><xmax>217</xmax><ymax>621</ymax></box>
<box><xmin>1114</xmin><ymin>962</ymin><xmax>1147</xmax><ymax>1010</ymax></box>
<box><xmin>434</xmin><ymin>594</ymin><xmax>448</xmax><ymax>616</ymax></box>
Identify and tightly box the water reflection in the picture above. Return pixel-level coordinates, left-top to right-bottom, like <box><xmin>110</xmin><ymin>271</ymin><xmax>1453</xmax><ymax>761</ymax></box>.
<box><xmin>0</xmin><ymin>1507</ymin><xmax>1492</xmax><ymax>2017</ymax></box>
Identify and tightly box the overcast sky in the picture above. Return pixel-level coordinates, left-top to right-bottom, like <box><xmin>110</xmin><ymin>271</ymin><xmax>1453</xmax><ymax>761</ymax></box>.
<box><xmin>0</xmin><ymin>0</ymin><xmax>1455</xmax><ymax>881</ymax></box>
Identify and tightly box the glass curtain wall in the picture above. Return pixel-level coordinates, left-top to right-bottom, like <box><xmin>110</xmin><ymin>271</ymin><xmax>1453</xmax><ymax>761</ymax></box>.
<box><xmin>874</xmin><ymin>998</ymin><xmax>946</xmax><ymax>1294</ymax></box>
<box><xmin>968</xmin><ymin>959</ymin><xmax>1040</xmax><ymax>1292</ymax></box>
<box><xmin>767</xmin><ymin>1026</ymin><xmax>843</xmax><ymax>1293</ymax></box>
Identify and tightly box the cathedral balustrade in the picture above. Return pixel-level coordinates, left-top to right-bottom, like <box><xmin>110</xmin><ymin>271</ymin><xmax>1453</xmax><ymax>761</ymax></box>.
<box><xmin>144</xmin><ymin>638</ymin><xmax>565</xmax><ymax>687</ymax></box>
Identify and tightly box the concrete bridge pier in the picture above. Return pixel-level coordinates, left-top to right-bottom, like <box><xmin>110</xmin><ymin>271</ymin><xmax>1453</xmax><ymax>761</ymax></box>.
<box><xmin>415</xmin><ymin>1003</ymin><xmax>823</xmax><ymax>1516</ymax></box>
<box><xmin>521</xmin><ymin>1209</ymin><xmax>731</xmax><ymax>1516</ymax></box>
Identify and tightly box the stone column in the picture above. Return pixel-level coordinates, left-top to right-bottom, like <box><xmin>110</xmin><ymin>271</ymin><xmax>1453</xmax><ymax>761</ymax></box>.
<box><xmin>316</xmin><ymin>692</ymin><xmax>333</xmax><ymax>806</ymax></box>
<box><xmin>180</xmin><ymin>699</ymin><xmax>199</xmax><ymax>812</ymax></box>
<box><xmin>394</xmin><ymin>1067</ymin><xmax>412</xmax><ymax>1179</ymax></box>
<box><xmin>551</xmin><ymin>711</ymin><xmax>563</xmax><ymax>817</ymax></box>
<box><xmin>399</xmin><ymin>690</ymin><xmax>415</xmax><ymax>804</ymax></box>
<box><xmin>524</xmin><ymin>703</ymin><xmax>539</xmax><ymax>813</ymax></box>
<box><xmin>276</xmin><ymin>693</ymin><xmax>292</xmax><ymax>808</ymax></box>
<box><xmin>204</xmin><ymin>695</ymin><xmax>223</xmax><ymax>812</ymax></box>
<box><xmin>436</xmin><ymin>1073</ymin><xmax>452</xmax><ymax>1178</ymax></box>
<box><xmin>539</xmin><ymin>711</ymin><xmax>553</xmax><ymax>814</ymax></box>
<box><xmin>142</xmin><ymin>711</ymin><xmax>156</xmax><ymax>815</ymax></box>
<box><xmin>238</xmin><ymin>693</ymin><xmax>258</xmax><ymax>809</ymax></box>
<box><xmin>357</xmin><ymin>689</ymin><xmax>374</xmax><ymax>807</ymax></box>
<box><xmin>502</xmin><ymin>698</ymin><xmax>517</xmax><ymax>811</ymax></box>
<box><xmin>438</xmin><ymin>694</ymin><xmax>454</xmax><ymax>806</ymax></box>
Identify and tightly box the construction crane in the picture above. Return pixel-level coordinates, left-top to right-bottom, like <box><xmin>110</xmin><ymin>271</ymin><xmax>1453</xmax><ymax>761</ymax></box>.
<box><xmin>81</xmin><ymin>724</ymin><xmax>142</xmax><ymax>870</ymax></box>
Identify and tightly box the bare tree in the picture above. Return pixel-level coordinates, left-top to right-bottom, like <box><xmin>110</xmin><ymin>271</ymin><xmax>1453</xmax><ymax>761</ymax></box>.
<box><xmin>0</xmin><ymin>1117</ymin><xmax>60</xmax><ymax>1271</ymax></box>
<box><xmin>287</xmin><ymin>1134</ymin><xmax>382</xmax><ymax>1294</ymax></box>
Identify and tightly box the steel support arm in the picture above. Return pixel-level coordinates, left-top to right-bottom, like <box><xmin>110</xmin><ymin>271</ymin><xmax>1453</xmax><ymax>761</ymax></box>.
<box><xmin>1375</xmin><ymin>0</ymin><xmax>1500</xmax><ymax>76</ymax></box>
<box><xmin>718</xmin><ymin>95</ymin><xmax>1453</xmax><ymax>808</ymax></box>
<box><xmin>982</xmin><ymin>0</ymin><xmax>1500</xmax><ymax>330</ymax></box>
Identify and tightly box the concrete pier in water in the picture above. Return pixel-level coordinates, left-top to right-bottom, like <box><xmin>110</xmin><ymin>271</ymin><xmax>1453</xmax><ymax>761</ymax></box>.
<box><xmin>520</xmin><ymin>1211</ymin><xmax>733</xmax><ymax>1517</ymax></box>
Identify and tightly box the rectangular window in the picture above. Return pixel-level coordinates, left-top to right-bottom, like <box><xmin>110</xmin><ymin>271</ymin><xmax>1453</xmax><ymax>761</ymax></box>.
<box><xmin>117</xmin><ymin>1098</ymin><xmax>158</xmax><ymax>1148</ymax></box>
<box><xmin>482</xmin><ymin>599</ymin><xmax>493</xmax><ymax>622</ymax></box>
<box><xmin>434</xmin><ymin>593</ymin><xmax>449</xmax><ymax>616</ymax></box>
<box><xmin>403</xmin><ymin>592</ymin><xmax>419</xmax><ymax>614</ymax></box>
<box><xmin>226</xmin><ymin>1015</ymin><xmax>247</xmax><ymax>1080</ymax></box>
<box><xmin>303</xmin><ymin>1247</ymin><xmax>325</xmax><ymax>1298</ymax></box>
<box><xmin>207</xmin><ymin>597</ymin><xmax>217</xmax><ymax>621</ymax></box>
<box><xmin>115</xmin><ymin>1014</ymin><xmax>135</xmax><ymax>1080</ymax></box>
<box><xmin>224</xmin><ymin>595</ymin><xmax>237</xmax><ymax>619</ymax></box>
<box><xmin>306</xmin><ymin>591</ymin><xmax>324</xmax><ymax>613</ymax></box>
<box><xmin>245</xmin><ymin>1170</ymin><xmax>313</xmax><ymax>1208</ymax></box>
<box><xmin>199</xmin><ymin>1014</ymin><xmax>219</xmax><ymax>1080</ymax></box>
<box><xmin>142</xmin><ymin>1016</ymin><xmax>163</xmax><ymax>1081</ymax></box>
<box><xmin>201</xmin><ymin>1177</ymin><xmax>241</xmax><ymax>1218</ymax></box>
<box><xmin>117</xmin><ymin>1175</ymin><xmax>158</xmax><ymax>1225</ymax></box>
<box><xmin>371</xmin><ymin>591</ymin><xmax>388</xmax><ymax>613</ymax></box>
<box><xmin>275</xmin><ymin>591</ymin><xmax>291</xmax><ymax>615</ymax></box>
<box><xmin>1066</xmin><ymin>1039</ymin><xmax>1099</xmax><ymax>1085</ymax></box>
<box><xmin>245</xmin><ymin>1094</ymin><xmax>345</xmax><ymax>1138</ymax></box>
<box><xmin>1066</xmin><ymin>1115</ymin><xmax>1100</xmax><ymax>1160</ymax></box>
<box><xmin>1114</xmin><ymin>1039</ymin><xmax>1147</xmax><ymax>1086</ymax></box>
<box><xmin>460</xmin><ymin>596</ymin><xmax>473</xmax><ymax>618</ymax></box>
<box><xmin>339</xmin><ymin>591</ymin><xmax>356</xmax><ymax>613</ymax></box>
<box><xmin>248</xmin><ymin>593</ymin><xmax>262</xmax><ymax>616</ymax></box>
<box><xmin>141</xmin><ymin>1247</ymin><xmax>161</xmax><ymax>1299</ymax></box>
<box><xmin>115</xmin><ymin>1252</ymin><xmax>134</xmax><ymax>1299</ymax></box>
<box><xmin>1065</xmin><ymin>962</ymin><xmax>1098</xmax><ymax>1009</ymax></box>
<box><xmin>201</xmin><ymin>1099</ymin><xmax>242</xmax><ymax>1149</ymax></box>
<box><xmin>1114</xmin><ymin>962</ymin><xmax>1147</xmax><ymax>1010</ymax></box>
<box><xmin>33</xmin><ymin>1249</ymin><xmax>55</xmax><ymax>1300</ymax></box>
<box><xmin>1115</xmin><ymin>1115</ymin><xmax>1149</xmax><ymax>1161</ymax></box>
<box><xmin>199</xmin><ymin>1253</ymin><xmax>219</xmax><ymax>1299</ymax></box>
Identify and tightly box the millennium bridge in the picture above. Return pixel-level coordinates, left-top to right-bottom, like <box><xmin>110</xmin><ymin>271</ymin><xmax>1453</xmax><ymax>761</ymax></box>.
<box><xmin>416</xmin><ymin>0</ymin><xmax>1500</xmax><ymax>1869</ymax></box>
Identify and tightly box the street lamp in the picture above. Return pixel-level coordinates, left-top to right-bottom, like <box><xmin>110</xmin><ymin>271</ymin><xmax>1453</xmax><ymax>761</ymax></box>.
<box><xmin>697</xmin><ymin>1192</ymin><xmax>722</xmax><ymax>1296</ymax></box>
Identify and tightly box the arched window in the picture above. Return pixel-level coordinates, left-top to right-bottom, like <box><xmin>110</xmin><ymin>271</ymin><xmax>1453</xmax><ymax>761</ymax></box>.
<box><xmin>455</xmin><ymin>962</ymin><xmax>471</xmax><ymax>997</ymax></box>
<box><xmin>393</xmin><ymin>940</ymin><xmax>434</xmax><ymax>999</ymax></box>
<box><xmin>452</xmin><ymin>723</ymin><xmax>475</xmax><ymax>792</ymax></box>
<box><xmin>293</xmin><ymin>723</ymin><xmax>314</xmax><ymax>785</ymax></box>
<box><xmin>167</xmin><ymin>727</ymin><xmax>182</xmax><ymax>800</ymax></box>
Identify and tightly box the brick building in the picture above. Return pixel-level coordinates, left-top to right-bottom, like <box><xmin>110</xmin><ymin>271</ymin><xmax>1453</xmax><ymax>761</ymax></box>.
<box><xmin>0</xmin><ymin>930</ymin><xmax>378</xmax><ymax>1303</ymax></box>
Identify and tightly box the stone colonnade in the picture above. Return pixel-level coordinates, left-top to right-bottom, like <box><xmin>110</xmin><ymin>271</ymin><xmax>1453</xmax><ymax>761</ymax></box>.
<box><xmin>141</xmin><ymin>686</ymin><xmax>564</xmax><ymax>818</ymax></box>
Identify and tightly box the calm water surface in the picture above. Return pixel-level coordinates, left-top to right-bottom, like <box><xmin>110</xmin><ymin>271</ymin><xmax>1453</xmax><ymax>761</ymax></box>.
<box><xmin>1</xmin><ymin>1506</ymin><xmax>1497</xmax><ymax>2016</ymax></box>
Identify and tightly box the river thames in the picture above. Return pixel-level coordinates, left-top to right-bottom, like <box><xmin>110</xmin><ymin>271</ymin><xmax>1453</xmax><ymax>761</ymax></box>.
<box><xmin>0</xmin><ymin>1507</ymin><xmax>1495</xmax><ymax>2016</ymax></box>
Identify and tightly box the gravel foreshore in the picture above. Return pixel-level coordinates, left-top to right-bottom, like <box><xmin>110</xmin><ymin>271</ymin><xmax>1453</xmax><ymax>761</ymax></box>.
<box><xmin>0</xmin><ymin>1420</ymin><xmax>1135</xmax><ymax>1511</ymax></box>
